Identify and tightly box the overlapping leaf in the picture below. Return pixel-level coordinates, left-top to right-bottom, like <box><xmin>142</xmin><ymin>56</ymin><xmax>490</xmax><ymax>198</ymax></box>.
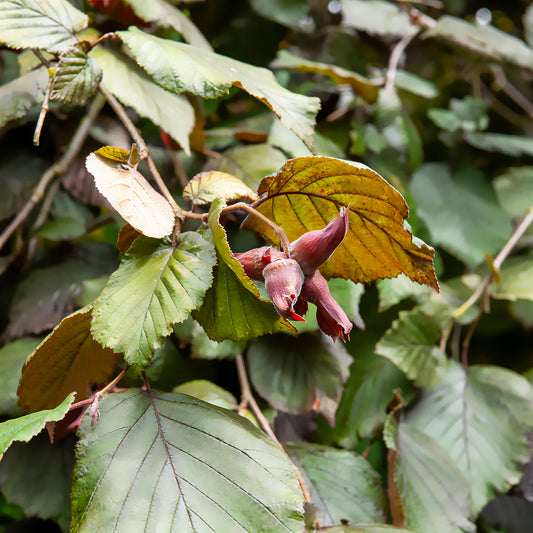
<box><xmin>90</xmin><ymin>47</ymin><xmax>195</xmax><ymax>154</ymax></box>
<box><xmin>249</xmin><ymin>0</ymin><xmax>309</xmax><ymax>30</ymax></box>
<box><xmin>50</xmin><ymin>42</ymin><xmax>101</xmax><ymax>106</ymax></box>
<box><xmin>411</xmin><ymin>163</ymin><xmax>512</xmax><ymax>266</ymax></box>
<box><xmin>243</xmin><ymin>157</ymin><xmax>437</xmax><ymax>288</ymax></box>
<box><xmin>320</xmin><ymin>527</ymin><xmax>414</xmax><ymax>533</ymax></box>
<box><xmin>341</xmin><ymin>0</ymin><xmax>414</xmax><ymax>38</ymax></box>
<box><xmin>193</xmin><ymin>198</ymin><xmax>293</xmax><ymax>342</ymax></box>
<box><xmin>247</xmin><ymin>333</ymin><xmax>352</xmax><ymax>423</ymax></box>
<box><xmin>91</xmin><ymin>233</ymin><xmax>216</xmax><ymax>368</ymax></box>
<box><xmin>387</xmin><ymin>418</ymin><xmax>476</xmax><ymax>533</ymax></box>
<box><xmin>0</xmin><ymin>0</ymin><xmax>88</xmax><ymax>53</ymax></box>
<box><xmin>405</xmin><ymin>361</ymin><xmax>533</xmax><ymax>514</ymax></box>
<box><xmin>271</xmin><ymin>50</ymin><xmax>379</xmax><ymax>103</ymax></box>
<box><xmin>86</xmin><ymin>150</ymin><xmax>175</xmax><ymax>238</ymax></box>
<box><xmin>0</xmin><ymin>433</ymin><xmax>74</xmax><ymax>531</ymax></box>
<box><xmin>375</xmin><ymin>304</ymin><xmax>450</xmax><ymax>388</ymax></box>
<box><xmin>117</xmin><ymin>27</ymin><xmax>320</xmax><ymax>150</ymax></box>
<box><xmin>288</xmin><ymin>443</ymin><xmax>387</xmax><ymax>526</ymax></box>
<box><xmin>425</xmin><ymin>15</ymin><xmax>533</xmax><ymax>69</ymax></box>
<box><xmin>183</xmin><ymin>171</ymin><xmax>257</xmax><ymax>206</ymax></box>
<box><xmin>0</xmin><ymin>338</ymin><xmax>42</xmax><ymax>416</ymax></box>
<box><xmin>494</xmin><ymin>167</ymin><xmax>533</xmax><ymax>217</ymax></box>
<box><xmin>4</xmin><ymin>246</ymin><xmax>116</xmax><ymax>340</ymax></box>
<box><xmin>71</xmin><ymin>389</ymin><xmax>304</xmax><ymax>532</ymax></box>
<box><xmin>0</xmin><ymin>393</ymin><xmax>74</xmax><ymax>460</ymax></box>
<box><xmin>123</xmin><ymin>0</ymin><xmax>212</xmax><ymax>50</ymax></box>
<box><xmin>0</xmin><ymin>66</ymin><xmax>48</xmax><ymax>129</ymax></box>
<box><xmin>17</xmin><ymin>306</ymin><xmax>119</xmax><ymax>413</ymax></box>
<box><xmin>335</xmin><ymin>355</ymin><xmax>411</xmax><ymax>447</ymax></box>
<box><xmin>490</xmin><ymin>252</ymin><xmax>533</xmax><ymax>302</ymax></box>
<box><xmin>465</xmin><ymin>132</ymin><xmax>533</xmax><ymax>157</ymax></box>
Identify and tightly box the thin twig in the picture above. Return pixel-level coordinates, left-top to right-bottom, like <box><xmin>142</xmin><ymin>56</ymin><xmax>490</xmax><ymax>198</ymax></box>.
<box><xmin>33</xmin><ymin>82</ymin><xmax>51</xmax><ymax>146</ymax></box>
<box><xmin>25</xmin><ymin>179</ymin><xmax>62</xmax><ymax>266</ymax></box>
<box><xmin>99</xmin><ymin>84</ymin><xmax>184</xmax><ymax>220</ymax></box>
<box><xmin>222</xmin><ymin>202</ymin><xmax>291</xmax><ymax>254</ymax></box>
<box><xmin>235</xmin><ymin>354</ymin><xmax>313</xmax><ymax>505</ymax></box>
<box><xmin>385</xmin><ymin>27</ymin><xmax>419</xmax><ymax>92</ymax></box>
<box><xmin>0</xmin><ymin>93</ymin><xmax>106</xmax><ymax>252</ymax></box>
<box><xmin>455</xmin><ymin>208</ymin><xmax>533</xmax><ymax>318</ymax></box>
<box><xmin>89</xmin><ymin>365</ymin><xmax>130</xmax><ymax>425</ymax></box>
<box><xmin>490</xmin><ymin>65</ymin><xmax>533</xmax><ymax>120</ymax></box>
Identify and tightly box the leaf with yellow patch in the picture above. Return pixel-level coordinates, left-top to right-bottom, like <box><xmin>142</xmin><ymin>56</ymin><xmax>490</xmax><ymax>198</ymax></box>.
<box><xmin>243</xmin><ymin>157</ymin><xmax>438</xmax><ymax>290</ymax></box>
<box><xmin>17</xmin><ymin>306</ymin><xmax>119</xmax><ymax>413</ymax></box>
<box><xmin>183</xmin><ymin>171</ymin><xmax>258</xmax><ymax>206</ymax></box>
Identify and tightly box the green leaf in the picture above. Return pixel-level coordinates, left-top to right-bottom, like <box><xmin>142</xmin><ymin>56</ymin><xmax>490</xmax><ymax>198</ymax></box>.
<box><xmin>0</xmin><ymin>433</ymin><xmax>74</xmax><ymax>531</ymax></box>
<box><xmin>375</xmin><ymin>306</ymin><xmax>449</xmax><ymax>388</ymax></box>
<box><xmin>425</xmin><ymin>15</ymin><xmax>533</xmax><ymax>69</ymax></box>
<box><xmin>124</xmin><ymin>0</ymin><xmax>212</xmax><ymax>50</ymax></box>
<box><xmin>248</xmin><ymin>333</ymin><xmax>352</xmax><ymax>422</ymax></box>
<box><xmin>243</xmin><ymin>157</ymin><xmax>438</xmax><ymax>289</ymax></box>
<box><xmin>494</xmin><ymin>167</ymin><xmax>533</xmax><ymax>217</ymax></box>
<box><xmin>335</xmin><ymin>355</ymin><xmax>411</xmax><ymax>447</ymax></box>
<box><xmin>92</xmin><ymin>233</ymin><xmax>216</xmax><ymax>368</ymax></box>
<box><xmin>271</xmin><ymin>49</ymin><xmax>379</xmax><ymax>103</ymax></box>
<box><xmin>465</xmin><ymin>131</ymin><xmax>533</xmax><ymax>157</ymax></box>
<box><xmin>207</xmin><ymin>143</ymin><xmax>288</xmax><ymax>191</ymax></box>
<box><xmin>0</xmin><ymin>66</ymin><xmax>48</xmax><ymax>129</ymax></box>
<box><xmin>50</xmin><ymin>41</ymin><xmax>101</xmax><ymax>106</ymax></box>
<box><xmin>173</xmin><ymin>379</ymin><xmax>237</xmax><ymax>410</ymax></box>
<box><xmin>0</xmin><ymin>337</ymin><xmax>41</xmax><ymax>417</ymax></box>
<box><xmin>388</xmin><ymin>420</ymin><xmax>475</xmax><ymax>533</ymax></box>
<box><xmin>194</xmin><ymin>198</ymin><xmax>294</xmax><ymax>342</ymax></box>
<box><xmin>288</xmin><ymin>443</ymin><xmax>387</xmax><ymax>526</ymax></box>
<box><xmin>341</xmin><ymin>0</ymin><xmax>414</xmax><ymax>38</ymax></box>
<box><xmin>394</xmin><ymin>70</ymin><xmax>438</xmax><ymax>99</ymax></box>
<box><xmin>319</xmin><ymin>527</ymin><xmax>414</xmax><ymax>533</ymax></box>
<box><xmin>71</xmin><ymin>389</ymin><xmax>304</xmax><ymax>532</ymax></box>
<box><xmin>268</xmin><ymin>120</ymin><xmax>346</xmax><ymax>160</ymax></box>
<box><xmin>17</xmin><ymin>306</ymin><xmax>119</xmax><ymax>413</ymax></box>
<box><xmin>90</xmin><ymin>46</ymin><xmax>194</xmax><ymax>155</ymax></box>
<box><xmin>0</xmin><ymin>0</ymin><xmax>88</xmax><ymax>53</ymax></box>
<box><xmin>0</xmin><ymin>392</ymin><xmax>74</xmax><ymax>459</ymax></box>
<box><xmin>117</xmin><ymin>27</ymin><xmax>320</xmax><ymax>151</ymax></box>
<box><xmin>411</xmin><ymin>163</ymin><xmax>513</xmax><ymax>265</ymax></box>
<box><xmin>5</xmin><ymin>243</ymin><xmax>116</xmax><ymax>339</ymax></box>
<box><xmin>490</xmin><ymin>251</ymin><xmax>533</xmax><ymax>302</ymax></box>
<box><xmin>428</xmin><ymin>97</ymin><xmax>489</xmax><ymax>133</ymax></box>
<box><xmin>376</xmin><ymin>274</ymin><xmax>433</xmax><ymax>311</ymax></box>
<box><xmin>35</xmin><ymin>189</ymin><xmax>93</xmax><ymax>240</ymax></box>
<box><xmin>405</xmin><ymin>362</ymin><xmax>533</xmax><ymax>514</ymax></box>
<box><xmin>190</xmin><ymin>323</ymin><xmax>244</xmax><ymax>359</ymax></box>
<box><xmin>249</xmin><ymin>0</ymin><xmax>310</xmax><ymax>30</ymax></box>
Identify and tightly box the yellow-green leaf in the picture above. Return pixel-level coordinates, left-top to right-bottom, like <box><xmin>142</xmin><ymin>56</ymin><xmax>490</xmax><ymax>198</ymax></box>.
<box><xmin>183</xmin><ymin>171</ymin><xmax>258</xmax><ymax>206</ymax></box>
<box><xmin>17</xmin><ymin>306</ymin><xmax>119</xmax><ymax>413</ymax></box>
<box><xmin>243</xmin><ymin>157</ymin><xmax>438</xmax><ymax>289</ymax></box>
<box><xmin>271</xmin><ymin>50</ymin><xmax>379</xmax><ymax>104</ymax></box>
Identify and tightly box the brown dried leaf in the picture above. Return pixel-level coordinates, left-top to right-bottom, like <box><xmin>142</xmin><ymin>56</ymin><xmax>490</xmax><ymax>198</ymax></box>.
<box><xmin>85</xmin><ymin>149</ymin><xmax>174</xmax><ymax>239</ymax></box>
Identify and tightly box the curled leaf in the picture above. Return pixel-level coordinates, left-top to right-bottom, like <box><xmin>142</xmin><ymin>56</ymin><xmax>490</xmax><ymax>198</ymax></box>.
<box><xmin>85</xmin><ymin>150</ymin><xmax>174</xmax><ymax>239</ymax></box>
<box><xmin>183</xmin><ymin>170</ymin><xmax>258</xmax><ymax>206</ymax></box>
